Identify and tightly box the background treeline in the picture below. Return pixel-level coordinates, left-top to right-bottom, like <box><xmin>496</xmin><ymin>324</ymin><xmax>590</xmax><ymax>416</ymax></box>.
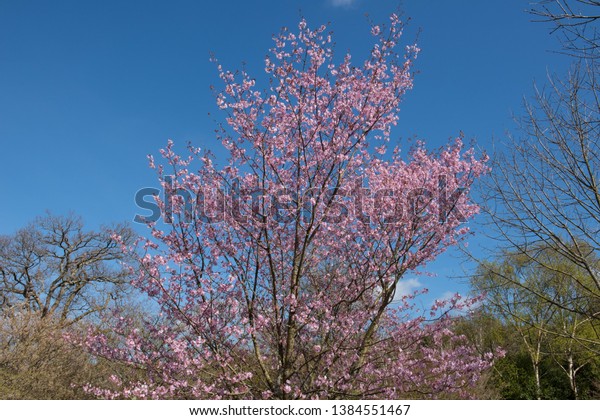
<box><xmin>0</xmin><ymin>214</ymin><xmax>143</xmax><ymax>399</ymax></box>
<box><xmin>0</xmin><ymin>215</ymin><xmax>598</xmax><ymax>399</ymax></box>
<box><xmin>464</xmin><ymin>247</ymin><xmax>600</xmax><ymax>399</ymax></box>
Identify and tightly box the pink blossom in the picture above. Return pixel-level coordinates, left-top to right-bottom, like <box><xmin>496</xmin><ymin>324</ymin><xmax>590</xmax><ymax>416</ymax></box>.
<box><xmin>78</xmin><ymin>14</ymin><xmax>496</xmax><ymax>400</ymax></box>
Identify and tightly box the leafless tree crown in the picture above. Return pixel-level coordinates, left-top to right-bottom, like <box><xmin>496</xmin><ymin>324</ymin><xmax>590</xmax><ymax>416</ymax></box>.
<box><xmin>0</xmin><ymin>214</ymin><xmax>134</xmax><ymax>324</ymax></box>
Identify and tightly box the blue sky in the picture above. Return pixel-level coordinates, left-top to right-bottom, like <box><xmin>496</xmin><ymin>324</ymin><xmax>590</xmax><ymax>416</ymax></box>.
<box><xmin>0</xmin><ymin>0</ymin><xmax>571</xmax><ymax>300</ymax></box>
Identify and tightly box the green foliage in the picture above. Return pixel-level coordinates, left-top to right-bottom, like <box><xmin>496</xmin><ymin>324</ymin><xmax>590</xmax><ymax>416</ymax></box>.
<box><xmin>467</xmin><ymin>245</ymin><xmax>600</xmax><ymax>399</ymax></box>
<box><xmin>491</xmin><ymin>353</ymin><xmax>538</xmax><ymax>399</ymax></box>
<box><xmin>458</xmin><ymin>309</ymin><xmax>600</xmax><ymax>399</ymax></box>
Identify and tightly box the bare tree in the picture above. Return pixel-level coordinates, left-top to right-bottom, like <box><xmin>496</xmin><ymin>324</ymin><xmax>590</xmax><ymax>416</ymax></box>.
<box><xmin>480</xmin><ymin>61</ymin><xmax>600</xmax><ymax>341</ymax></box>
<box><xmin>0</xmin><ymin>213</ymin><xmax>134</xmax><ymax>324</ymax></box>
<box><xmin>531</xmin><ymin>0</ymin><xmax>600</xmax><ymax>57</ymax></box>
<box><xmin>0</xmin><ymin>214</ymin><xmax>139</xmax><ymax>398</ymax></box>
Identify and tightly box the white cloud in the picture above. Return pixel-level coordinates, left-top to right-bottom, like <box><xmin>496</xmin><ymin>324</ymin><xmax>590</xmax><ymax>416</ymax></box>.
<box><xmin>392</xmin><ymin>277</ymin><xmax>422</xmax><ymax>302</ymax></box>
<box><xmin>330</xmin><ymin>0</ymin><xmax>357</xmax><ymax>8</ymax></box>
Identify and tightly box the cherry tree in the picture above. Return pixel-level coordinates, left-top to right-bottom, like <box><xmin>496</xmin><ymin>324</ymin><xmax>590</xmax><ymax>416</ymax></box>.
<box><xmin>83</xmin><ymin>15</ymin><xmax>493</xmax><ymax>399</ymax></box>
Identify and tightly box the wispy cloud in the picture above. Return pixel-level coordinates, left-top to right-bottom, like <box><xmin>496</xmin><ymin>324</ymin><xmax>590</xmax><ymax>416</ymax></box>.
<box><xmin>329</xmin><ymin>0</ymin><xmax>357</xmax><ymax>8</ymax></box>
<box><xmin>393</xmin><ymin>277</ymin><xmax>422</xmax><ymax>302</ymax></box>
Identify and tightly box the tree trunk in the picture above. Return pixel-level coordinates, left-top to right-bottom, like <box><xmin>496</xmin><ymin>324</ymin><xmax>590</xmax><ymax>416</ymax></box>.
<box><xmin>567</xmin><ymin>354</ymin><xmax>579</xmax><ymax>399</ymax></box>
<box><xmin>533</xmin><ymin>361</ymin><xmax>542</xmax><ymax>400</ymax></box>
